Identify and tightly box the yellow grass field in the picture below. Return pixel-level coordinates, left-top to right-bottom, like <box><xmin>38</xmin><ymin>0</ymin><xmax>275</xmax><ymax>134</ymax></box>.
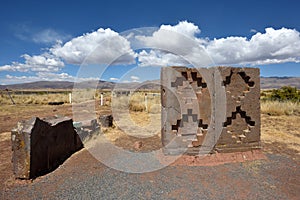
<box><xmin>0</xmin><ymin>90</ymin><xmax>299</xmax><ymax>159</ymax></box>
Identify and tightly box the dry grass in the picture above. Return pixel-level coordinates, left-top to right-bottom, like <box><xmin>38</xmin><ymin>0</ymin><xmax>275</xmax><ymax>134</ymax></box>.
<box><xmin>0</xmin><ymin>93</ymin><xmax>70</xmax><ymax>105</ymax></box>
<box><xmin>129</xmin><ymin>111</ymin><xmax>151</xmax><ymax>127</ymax></box>
<box><xmin>101</xmin><ymin>112</ymin><xmax>162</xmax><ymax>152</ymax></box>
<box><xmin>112</xmin><ymin>92</ymin><xmax>161</xmax><ymax>113</ymax></box>
<box><xmin>0</xmin><ymin>132</ymin><xmax>10</xmax><ymax>142</ymax></box>
<box><xmin>0</xmin><ymin>90</ymin><xmax>113</xmax><ymax>105</ymax></box>
<box><xmin>0</xmin><ymin>104</ymin><xmax>74</xmax><ymax>133</ymax></box>
<box><xmin>260</xmin><ymin>100</ymin><xmax>300</xmax><ymax>116</ymax></box>
<box><xmin>104</xmin><ymin>110</ymin><xmax>300</xmax><ymax>157</ymax></box>
<box><xmin>1</xmin><ymin>88</ymin><xmax>299</xmax><ymax>159</ymax></box>
<box><xmin>0</xmin><ymin>90</ymin><xmax>161</xmax><ymax>113</ymax></box>
<box><xmin>101</xmin><ymin>127</ymin><xmax>162</xmax><ymax>152</ymax></box>
<box><xmin>261</xmin><ymin>114</ymin><xmax>300</xmax><ymax>157</ymax></box>
<box><xmin>260</xmin><ymin>95</ymin><xmax>300</xmax><ymax>158</ymax></box>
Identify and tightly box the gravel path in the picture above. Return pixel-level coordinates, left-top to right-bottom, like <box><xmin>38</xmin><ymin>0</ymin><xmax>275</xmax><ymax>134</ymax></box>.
<box><xmin>1</xmin><ymin>149</ymin><xmax>299</xmax><ymax>200</ymax></box>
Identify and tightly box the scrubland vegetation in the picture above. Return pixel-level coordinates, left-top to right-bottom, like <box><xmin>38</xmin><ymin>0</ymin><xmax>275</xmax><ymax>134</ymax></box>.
<box><xmin>261</xmin><ymin>86</ymin><xmax>300</xmax><ymax>116</ymax></box>
<box><xmin>112</xmin><ymin>92</ymin><xmax>161</xmax><ymax>113</ymax></box>
<box><xmin>1</xmin><ymin>87</ymin><xmax>299</xmax><ymax>117</ymax></box>
<box><xmin>260</xmin><ymin>86</ymin><xmax>300</xmax><ymax>156</ymax></box>
<box><xmin>0</xmin><ymin>86</ymin><xmax>299</xmax><ymax>158</ymax></box>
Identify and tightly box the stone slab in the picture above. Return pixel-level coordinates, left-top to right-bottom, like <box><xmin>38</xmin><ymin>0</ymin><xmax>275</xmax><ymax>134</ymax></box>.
<box><xmin>161</xmin><ymin>66</ymin><xmax>261</xmax><ymax>155</ymax></box>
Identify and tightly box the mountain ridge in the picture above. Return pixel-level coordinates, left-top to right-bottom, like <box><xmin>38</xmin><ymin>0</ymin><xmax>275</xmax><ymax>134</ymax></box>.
<box><xmin>1</xmin><ymin>77</ymin><xmax>299</xmax><ymax>90</ymax></box>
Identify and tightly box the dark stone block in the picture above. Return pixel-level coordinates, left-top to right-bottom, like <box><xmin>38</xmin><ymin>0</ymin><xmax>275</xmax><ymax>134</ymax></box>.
<box><xmin>48</xmin><ymin>101</ymin><xmax>64</xmax><ymax>105</ymax></box>
<box><xmin>11</xmin><ymin>116</ymin><xmax>83</xmax><ymax>179</ymax></box>
<box><xmin>99</xmin><ymin>115</ymin><xmax>113</xmax><ymax>127</ymax></box>
<box><xmin>74</xmin><ymin>119</ymin><xmax>100</xmax><ymax>141</ymax></box>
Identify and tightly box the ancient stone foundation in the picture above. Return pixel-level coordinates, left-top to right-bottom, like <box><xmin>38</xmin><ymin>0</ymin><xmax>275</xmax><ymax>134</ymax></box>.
<box><xmin>11</xmin><ymin>117</ymin><xmax>84</xmax><ymax>179</ymax></box>
<box><xmin>161</xmin><ymin>66</ymin><xmax>260</xmax><ymax>155</ymax></box>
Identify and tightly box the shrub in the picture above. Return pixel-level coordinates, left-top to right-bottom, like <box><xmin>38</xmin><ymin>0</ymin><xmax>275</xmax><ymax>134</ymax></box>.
<box><xmin>269</xmin><ymin>86</ymin><xmax>300</xmax><ymax>102</ymax></box>
<box><xmin>129</xmin><ymin>103</ymin><xmax>146</xmax><ymax>112</ymax></box>
<box><xmin>111</xmin><ymin>92</ymin><xmax>161</xmax><ymax>113</ymax></box>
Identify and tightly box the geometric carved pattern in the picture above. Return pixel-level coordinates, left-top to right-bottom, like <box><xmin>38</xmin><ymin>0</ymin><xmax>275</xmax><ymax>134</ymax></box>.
<box><xmin>171</xmin><ymin>71</ymin><xmax>207</xmax><ymax>88</ymax></box>
<box><xmin>171</xmin><ymin>119</ymin><xmax>182</xmax><ymax>132</ymax></box>
<box><xmin>169</xmin><ymin>69</ymin><xmax>210</xmax><ymax>149</ymax></box>
<box><xmin>238</xmin><ymin>71</ymin><xmax>255</xmax><ymax>87</ymax></box>
<box><xmin>171</xmin><ymin>109</ymin><xmax>209</xmax><ymax>132</ymax></box>
<box><xmin>171</xmin><ymin>76</ymin><xmax>185</xmax><ymax>88</ymax></box>
<box><xmin>170</xmin><ymin>69</ymin><xmax>209</xmax><ymax>147</ymax></box>
<box><xmin>191</xmin><ymin>72</ymin><xmax>207</xmax><ymax>88</ymax></box>
<box><xmin>216</xmin><ymin>67</ymin><xmax>260</xmax><ymax>149</ymax></box>
<box><xmin>161</xmin><ymin>66</ymin><xmax>260</xmax><ymax>155</ymax></box>
<box><xmin>223</xmin><ymin>70</ymin><xmax>233</xmax><ymax>86</ymax></box>
<box><xmin>182</xmin><ymin>109</ymin><xmax>198</xmax><ymax>123</ymax></box>
<box><xmin>223</xmin><ymin>106</ymin><xmax>255</xmax><ymax>127</ymax></box>
<box><xmin>198</xmin><ymin>119</ymin><xmax>208</xmax><ymax>129</ymax></box>
<box><xmin>223</xmin><ymin>70</ymin><xmax>255</xmax><ymax>88</ymax></box>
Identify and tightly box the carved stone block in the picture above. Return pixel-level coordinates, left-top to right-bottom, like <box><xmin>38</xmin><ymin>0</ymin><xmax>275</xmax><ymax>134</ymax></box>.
<box><xmin>161</xmin><ymin>66</ymin><xmax>260</xmax><ymax>155</ymax></box>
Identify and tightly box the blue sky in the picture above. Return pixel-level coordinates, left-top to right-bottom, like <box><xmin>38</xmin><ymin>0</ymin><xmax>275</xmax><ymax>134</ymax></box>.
<box><xmin>0</xmin><ymin>0</ymin><xmax>300</xmax><ymax>84</ymax></box>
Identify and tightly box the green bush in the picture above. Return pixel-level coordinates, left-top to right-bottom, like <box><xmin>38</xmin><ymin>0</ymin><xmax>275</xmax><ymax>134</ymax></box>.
<box><xmin>269</xmin><ymin>86</ymin><xmax>300</xmax><ymax>102</ymax></box>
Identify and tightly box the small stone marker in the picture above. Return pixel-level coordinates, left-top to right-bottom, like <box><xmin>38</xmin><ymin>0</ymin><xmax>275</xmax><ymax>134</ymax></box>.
<box><xmin>100</xmin><ymin>93</ymin><xmax>104</xmax><ymax>106</ymax></box>
<box><xmin>99</xmin><ymin>114</ymin><xmax>113</xmax><ymax>127</ymax></box>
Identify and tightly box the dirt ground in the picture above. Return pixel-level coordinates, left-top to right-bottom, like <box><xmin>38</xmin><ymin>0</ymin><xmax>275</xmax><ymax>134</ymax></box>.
<box><xmin>0</xmin><ymin>103</ymin><xmax>299</xmax><ymax>199</ymax></box>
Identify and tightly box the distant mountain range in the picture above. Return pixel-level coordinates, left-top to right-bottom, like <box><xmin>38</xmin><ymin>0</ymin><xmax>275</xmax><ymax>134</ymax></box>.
<box><xmin>260</xmin><ymin>77</ymin><xmax>300</xmax><ymax>89</ymax></box>
<box><xmin>0</xmin><ymin>77</ymin><xmax>299</xmax><ymax>90</ymax></box>
<box><xmin>0</xmin><ymin>80</ymin><xmax>158</xmax><ymax>90</ymax></box>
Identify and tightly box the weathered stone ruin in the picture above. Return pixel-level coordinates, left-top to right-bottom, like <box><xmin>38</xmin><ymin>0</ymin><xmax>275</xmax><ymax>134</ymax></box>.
<box><xmin>99</xmin><ymin>114</ymin><xmax>113</xmax><ymax>127</ymax></box>
<box><xmin>11</xmin><ymin>116</ymin><xmax>100</xmax><ymax>179</ymax></box>
<box><xmin>74</xmin><ymin>118</ymin><xmax>100</xmax><ymax>141</ymax></box>
<box><xmin>161</xmin><ymin>66</ymin><xmax>260</xmax><ymax>155</ymax></box>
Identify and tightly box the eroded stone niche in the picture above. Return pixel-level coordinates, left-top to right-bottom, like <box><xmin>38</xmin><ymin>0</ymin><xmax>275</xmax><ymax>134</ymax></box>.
<box><xmin>11</xmin><ymin>116</ymin><xmax>100</xmax><ymax>179</ymax></box>
<box><xmin>161</xmin><ymin>66</ymin><xmax>260</xmax><ymax>155</ymax></box>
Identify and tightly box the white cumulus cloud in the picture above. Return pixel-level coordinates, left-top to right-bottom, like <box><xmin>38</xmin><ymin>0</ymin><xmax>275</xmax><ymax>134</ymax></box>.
<box><xmin>109</xmin><ymin>77</ymin><xmax>119</xmax><ymax>81</ymax></box>
<box><xmin>0</xmin><ymin>53</ymin><xmax>64</xmax><ymax>72</ymax></box>
<box><xmin>2</xmin><ymin>21</ymin><xmax>300</xmax><ymax>85</ymax></box>
<box><xmin>136</xmin><ymin>21</ymin><xmax>205</xmax><ymax>50</ymax></box>
<box><xmin>129</xmin><ymin>75</ymin><xmax>140</xmax><ymax>82</ymax></box>
<box><xmin>206</xmin><ymin>27</ymin><xmax>300</xmax><ymax>65</ymax></box>
<box><xmin>4</xmin><ymin>72</ymin><xmax>97</xmax><ymax>84</ymax></box>
<box><xmin>51</xmin><ymin>28</ymin><xmax>136</xmax><ymax>65</ymax></box>
<box><xmin>138</xmin><ymin>49</ymin><xmax>189</xmax><ymax>67</ymax></box>
<box><xmin>136</xmin><ymin>22</ymin><xmax>300</xmax><ymax>67</ymax></box>
<box><xmin>136</xmin><ymin>21</ymin><xmax>211</xmax><ymax>67</ymax></box>
<box><xmin>159</xmin><ymin>20</ymin><xmax>201</xmax><ymax>38</ymax></box>
<box><xmin>130</xmin><ymin>75</ymin><xmax>140</xmax><ymax>80</ymax></box>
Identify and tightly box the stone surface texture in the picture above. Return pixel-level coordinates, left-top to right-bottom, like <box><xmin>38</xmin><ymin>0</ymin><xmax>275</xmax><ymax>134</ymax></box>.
<box><xmin>11</xmin><ymin>116</ymin><xmax>83</xmax><ymax>179</ymax></box>
<box><xmin>161</xmin><ymin>66</ymin><xmax>260</xmax><ymax>155</ymax></box>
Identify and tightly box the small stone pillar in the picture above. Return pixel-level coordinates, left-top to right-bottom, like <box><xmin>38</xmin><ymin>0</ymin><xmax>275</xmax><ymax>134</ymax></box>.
<box><xmin>99</xmin><ymin>115</ymin><xmax>113</xmax><ymax>127</ymax></box>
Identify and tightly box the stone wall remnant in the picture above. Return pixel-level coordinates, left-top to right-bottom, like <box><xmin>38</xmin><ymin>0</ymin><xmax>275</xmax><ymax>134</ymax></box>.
<box><xmin>74</xmin><ymin>118</ymin><xmax>100</xmax><ymax>141</ymax></box>
<box><xmin>11</xmin><ymin>116</ymin><xmax>83</xmax><ymax>179</ymax></box>
<box><xmin>161</xmin><ymin>66</ymin><xmax>260</xmax><ymax>155</ymax></box>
